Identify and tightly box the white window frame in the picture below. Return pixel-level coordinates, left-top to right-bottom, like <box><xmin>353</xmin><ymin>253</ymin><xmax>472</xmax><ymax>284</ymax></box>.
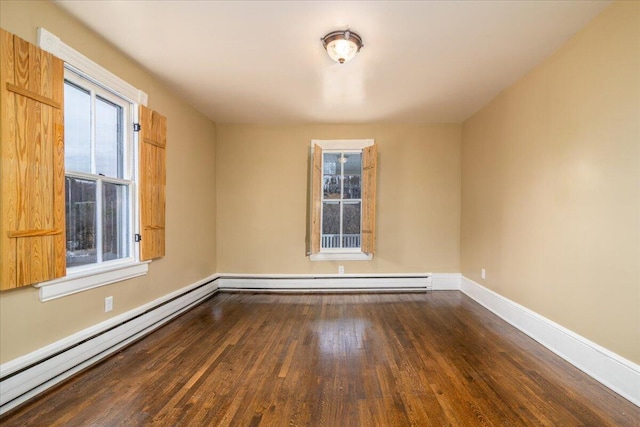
<box><xmin>64</xmin><ymin>70</ymin><xmax>134</xmax><ymax>266</ymax></box>
<box><xmin>34</xmin><ymin>28</ymin><xmax>149</xmax><ymax>301</ymax></box>
<box><xmin>310</xmin><ymin>139</ymin><xmax>374</xmax><ymax>261</ymax></box>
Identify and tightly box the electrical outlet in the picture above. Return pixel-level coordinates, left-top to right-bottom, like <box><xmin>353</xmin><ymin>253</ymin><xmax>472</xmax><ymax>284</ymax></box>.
<box><xmin>338</xmin><ymin>266</ymin><xmax>345</xmax><ymax>275</ymax></box>
<box><xmin>481</xmin><ymin>268</ymin><xmax>486</xmax><ymax>280</ymax></box>
<box><xmin>105</xmin><ymin>296</ymin><xmax>113</xmax><ymax>312</ymax></box>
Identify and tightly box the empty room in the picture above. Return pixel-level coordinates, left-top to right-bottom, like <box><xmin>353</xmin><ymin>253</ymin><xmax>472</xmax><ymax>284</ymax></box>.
<box><xmin>0</xmin><ymin>0</ymin><xmax>638</xmax><ymax>425</ymax></box>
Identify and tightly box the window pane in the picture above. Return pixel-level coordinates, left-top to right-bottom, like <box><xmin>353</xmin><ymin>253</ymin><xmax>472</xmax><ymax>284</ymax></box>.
<box><xmin>103</xmin><ymin>182</ymin><xmax>129</xmax><ymax>261</ymax></box>
<box><xmin>95</xmin><ymin>97</ymin><xmax>123</xmax><ymax>178</ymax></box>
<box><xmin>343</xmin><ymin>202</ymin><xmax>361</xmax><ymax>248</ymax></box>
<box><xmin>323</xmin><ymin>153</ymin><xmax>341</xmax><ymax>199</ymax></box>
<box><xmin>322</xmin><ymin>201</ymin><xmax>340</xmax><ymax>248</ymax></box>
<box><xmin>66</xmin><ymin>177</ymin><xmax>97</xmax><ymax>266</ymax></box>
<box><xmin>343</xmin><ymin>153</ymin><xmax>361</xmax><ymax>199</ymax></box>
<box><xmin>64</xmin><ymin>82</ymin><xmax>91</xmax><ymax>173</ymax></box>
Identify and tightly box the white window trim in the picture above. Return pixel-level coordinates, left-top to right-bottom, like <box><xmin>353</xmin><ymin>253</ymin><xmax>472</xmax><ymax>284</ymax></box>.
<box><xmin>35</xmin><ymin>261</ymin><xmax>150</xmax><ymax>302</ymax></box>
<box><xmin>310</xmin><ymin>139</ymin><xmax>374</xmax><ymax>150</ymax></box>
<box><xmin>32</xmin><ymin>28</ymin><xmax>149</xmax><ymax>301</ymax></box>
<box><xmin>37</xmin><ymin>28</ymin><xmax>148</xmax><ymax>106</ymax></box>
<box><xmin>310</xmin><ymin>139</ymin><xmax>374</xmax><ymax>262</ymax></box>
<box><xmin>310</xmin><ymin>252</ymin><xmax>373</xmax><ymax>261</ymax></box>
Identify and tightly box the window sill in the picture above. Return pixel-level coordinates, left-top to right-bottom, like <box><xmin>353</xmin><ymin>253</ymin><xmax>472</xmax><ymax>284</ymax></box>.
<box><xmin>33</xmin><ymin>260</ymin><xmax>150</xmax><ymax>302</ymax></box>
<box><xmin>310</xmin><ymin>252</ymin><xmax>373</xmax><ymax>261</ymax></box>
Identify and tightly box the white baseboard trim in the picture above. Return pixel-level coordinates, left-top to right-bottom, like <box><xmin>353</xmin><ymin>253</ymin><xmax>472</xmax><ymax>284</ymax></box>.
<box><xmin>431</xmin><ymin>273</ymin><xmax>461</xmax><ymax>290</ymax></box>
<box><xmin>461</xmin><ymin>276</ymin><xmax>640</xmax><ymax>407</ymax></box>
<box><xmin>0</xmin><ymin>274</ymin><xmax>219</xmax><ymax>416</ymax></box>
<box><xmin>217</xmin><ymin>273</ymin><xmax>435</xmax><ymax>292</ymax></box>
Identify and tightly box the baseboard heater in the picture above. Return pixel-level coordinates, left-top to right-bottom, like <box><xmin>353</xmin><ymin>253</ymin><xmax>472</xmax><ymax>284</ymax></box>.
<box><xmin>0</xmin><ymin>278</ymin><xmax>219</xmax><ymax>416</ymax></box>
<box><xmin>217</xmin><ymin>274</ymin><xmax>433</xmax><ymax>293</ymax></box>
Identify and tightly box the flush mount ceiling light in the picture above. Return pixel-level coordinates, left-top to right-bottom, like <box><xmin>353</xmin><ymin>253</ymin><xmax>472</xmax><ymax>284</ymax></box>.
<box><xmin>321</xmin><ymin>29</ymin><xmax>363</xmax><ymax>64</ymax></box>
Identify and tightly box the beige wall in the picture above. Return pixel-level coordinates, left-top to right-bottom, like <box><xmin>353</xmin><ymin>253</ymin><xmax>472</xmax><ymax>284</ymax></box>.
<box><xmin>216</xmin><ymin>124</ymin><xmax>461</xmax><ymax>274</ymax></box>
<box><xmin>2</xmin><ymin>0</ymin><xmax>636</xmax><ymax>371</ymax></box>
<box><xmin>461</xmin><ymin>2</ymin><xmax>639</xmax><ymax>363</ymax></box>
<box><xmin>0</xmin><ymin>1</ymin><xmax>217</xmax><ymax>362</ymax></box>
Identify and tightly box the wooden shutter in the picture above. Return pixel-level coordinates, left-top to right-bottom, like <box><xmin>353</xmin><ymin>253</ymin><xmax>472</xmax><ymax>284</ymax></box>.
<box><xmin>361</xmin><ymin>144</ymin><xmax>377</xmax><ymax>255</ymax></box>
<box><xmin>138</xmin><ymin>105</ymin><xmax>166</xmax><ymax>261</ymax></box>
<box><xmin>0</xmin><ymin>29</ymin><xmax>65</xmax><ymax>290</ymax></box>
<box><xmin>310</xmin><ymin>144</ymin><xmax>322</xmax><ymax>254</ymax></box>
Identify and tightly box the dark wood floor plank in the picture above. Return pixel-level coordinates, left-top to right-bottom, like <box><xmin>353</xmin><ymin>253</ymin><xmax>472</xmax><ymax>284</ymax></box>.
<box><xmin>2</xmin><ymin>291</ymin><xmax>638</xmax><ymax>426</ymax></box>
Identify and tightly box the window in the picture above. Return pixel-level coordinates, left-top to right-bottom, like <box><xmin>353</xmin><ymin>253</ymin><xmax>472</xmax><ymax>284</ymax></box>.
<box><xmin>309</xmin><ymin>140</ymin><xmax>377</xmax><ymax>261</ymax></box>
<box><xmin>321</xmin><ymin>151</ymin><xmax>363</xmax><ymax>250</ymax></box>
<box><xmin>0</xmin><ymin>28</ymin><xmax>163</xmax><ymax>299</ymax></box>
<box><xmin>64</xmin><ymin>70</ymin><xmax>133</xmax><ymax>270</ymax></box>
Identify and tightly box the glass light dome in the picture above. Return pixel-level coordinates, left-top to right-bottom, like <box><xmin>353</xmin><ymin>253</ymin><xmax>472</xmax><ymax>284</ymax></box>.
<box><xmin>322</xmin><ymin>30</ymin><xmax>363</xmax><ymax>64</ymax></box>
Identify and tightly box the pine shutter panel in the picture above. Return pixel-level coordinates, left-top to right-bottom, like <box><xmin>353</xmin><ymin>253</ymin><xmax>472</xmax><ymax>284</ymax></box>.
<box><xmin>310</xmin><ymin>144</ymin><xmax>323</xmax><ymax>254</ymax></box>
<box><xmin>138</xmin><ymin>105</ymin><xmax>167</xmax><ymax>261</ymax></box>
<box><xmin>361</xmin><ymin>143</ymin><xmax>377</xmax><ymax>255</ymax></box>
<box><xmin>0</xmin><ymin>29</ymin><xmax>65</xmax><ymax>290</ymax></box>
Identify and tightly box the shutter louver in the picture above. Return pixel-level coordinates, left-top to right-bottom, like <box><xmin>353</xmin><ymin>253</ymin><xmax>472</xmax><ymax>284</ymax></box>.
<box><xmin>1</xmin><ymin>29</ymin><xmax>65</xmax><ymax>290</ymax></box>
<box><xmin>138</xmin><ymin>105</ymin><xmax>166</xmax><ymax>261</ymax></box>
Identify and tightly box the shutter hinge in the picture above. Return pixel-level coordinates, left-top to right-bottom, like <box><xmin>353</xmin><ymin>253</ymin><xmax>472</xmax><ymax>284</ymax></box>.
<box><xmin>133</xmin><ymin>123</ymin><xmax>141</xmax><ymax>132</ymax></box>
<box><xmin>135</xmin><ymin>233</ymin><xmax>142</xmax><ymax>242</ymax></box>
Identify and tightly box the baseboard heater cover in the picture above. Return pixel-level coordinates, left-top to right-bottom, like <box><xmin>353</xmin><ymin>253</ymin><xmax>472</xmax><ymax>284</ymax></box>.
<box><xmin>217</xmin><ymin>274</ymin><xmax>433</xmax><ymax>292</ymax></box>
<box><xmin>223</xmin><ymin>287</ymin><xmax>430</xmax><ymax>293</ymax></box>
<box><xmin>0</xmin><ymin>276</ymin><xmax>219</xmax><ymax>416</ymax></box>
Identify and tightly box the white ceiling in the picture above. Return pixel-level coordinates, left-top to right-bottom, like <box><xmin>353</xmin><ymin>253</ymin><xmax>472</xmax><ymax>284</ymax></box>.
<box><xmin>55</xmin><ymin>0</ymin><xmax>610</xmax><ymax>124</ymax></box>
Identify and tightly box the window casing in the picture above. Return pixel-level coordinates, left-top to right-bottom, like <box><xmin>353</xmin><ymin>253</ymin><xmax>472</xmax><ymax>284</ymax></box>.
<box><xmin>309</xmin><ymin>139</ymin><xmax>376</xmax><ymax>261</ymax></box>
<box><xmin>27</xmin><ymin>28</ymin><xmax>153</xmax><ymax>301</ymax></box>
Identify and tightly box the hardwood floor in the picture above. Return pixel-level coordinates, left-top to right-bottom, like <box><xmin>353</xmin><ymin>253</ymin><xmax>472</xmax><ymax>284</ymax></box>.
<box><xmin>2</xmin><ymin>292</ymin><xmax>638</xmax><ymax>426</ymax></box>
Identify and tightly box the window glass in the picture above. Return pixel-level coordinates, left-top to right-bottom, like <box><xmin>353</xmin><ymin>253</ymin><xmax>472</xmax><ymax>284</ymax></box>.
<box><xmin>323</xmin><ymin>153</ymin><xmax>341</xmax><ymax>199</ymax></box>
<box><xmin>64</xmin><ymin>82</ymin><xmax>91</xmax><ymax>173</ymax></box>
<box><xmin>65</xmin><ymin>177</ymin><xmax>97</xmax><ymax>267</ymax></box>
<box><xmin>95</xmin><ymin>97</ymin><xmax>123</xmax><ymax>178</ymax></box>
<box><xmin>342</xmin><ymin>201</ymin><xmax>361</xmax><ymax>248</ymax></box>
<box><xmin>322</xmin><ymin>201</ymin><xmax>340</xmax><ymax>234</ymax></box>
<box><xmin>102</xmin><ymin>182</ymin><xmax>128</xmax><ymax>261</ymax></box>
<box><xmin>343</xmin><ymin>153</ymin><xmax>361</xmax><ymax>199</ymax></box>
<box><xmin>322</xmin><ymin>201</ymin><xmax>340</xmax><ymax>249</ymax></box>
